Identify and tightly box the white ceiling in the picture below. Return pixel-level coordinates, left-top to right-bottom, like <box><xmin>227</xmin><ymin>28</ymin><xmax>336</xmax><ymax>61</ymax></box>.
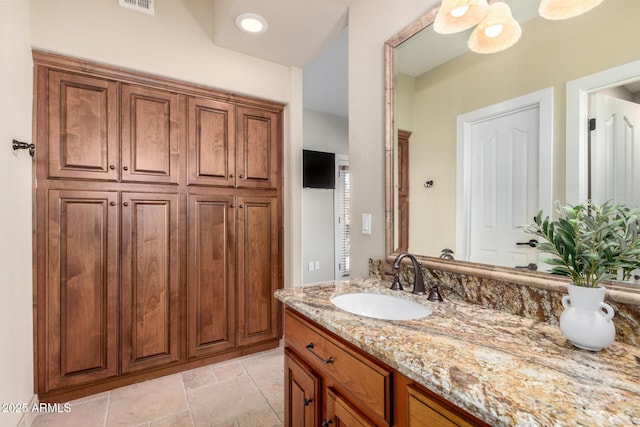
<box><xmin>182</xmin><ymin>0</ymin><xmax>350</xmax><ymax>117</ymax></box>
<box><xmin>184</xmin><ymin>0</ymin><xmax>350</xmax><ymax>68</ymax></box>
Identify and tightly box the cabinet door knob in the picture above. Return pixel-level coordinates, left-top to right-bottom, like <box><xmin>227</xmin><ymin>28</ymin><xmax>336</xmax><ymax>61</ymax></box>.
<box><xmin>230</xmin><ymin>203</ymin><xmax>235</xmax><ymax>208</ymax></box>
<box><xmin>239</xmin><ymin>204</ymin><xmax>244</xmax><ymax>208</ymax></box>
<box><xmin>321</xmin><ymin>420</ymin><xmax>333</xmax><ymax>427</ymax></box>
<box><xmin>303</xmin><ymin>398</ymin><xmax>312</xmax><ymax>407</ymax></box>
<box><xmin>109</xmin><ymin>165</ymin><xmax>115</xmax><ymax>170</ymax></box>
<box><xmin>123</xmin><ymin>202</ymin><xmax>129</xmax><ymax>207</ymax></box>
<box><xmin>229</xmin><ymin>173</ymin><xmax>234</xmax><ymax>178</ymax></box>
<box><xmin>239</xmin><ymin>174</ymin><xmax>244</xmax><ymax>179</ymax></box>
<box><xmin>109</xmin><ymin>201</ymin><xmax>116</xmax><ymax>207</ymax></box>
<box><xmin>123</xmin><ymin>166</ymin><xmax>129</xmax><ymax>171</ymax></box>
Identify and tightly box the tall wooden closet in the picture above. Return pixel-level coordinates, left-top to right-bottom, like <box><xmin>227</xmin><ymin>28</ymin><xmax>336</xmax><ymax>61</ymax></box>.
<box><xmin>32</xmin><ymin>51</ymin><xmax>284</xmax><ymax>402</ymax></box>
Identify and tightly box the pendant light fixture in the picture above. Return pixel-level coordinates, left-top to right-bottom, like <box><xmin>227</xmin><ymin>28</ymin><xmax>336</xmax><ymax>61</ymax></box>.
<box><xmin>468</xmin><ymin>2</ymin><xmax>521</xmax><ymax>54</ymax></box>
<box><xmin>434</xmin><ymin>0</ymin><xmax>490</xmax><ymax>34</ymax></box>
<box><xmin>539</xmin><ymin>0</ymin><xmax>604</xmax><ymax>20</ymax></box>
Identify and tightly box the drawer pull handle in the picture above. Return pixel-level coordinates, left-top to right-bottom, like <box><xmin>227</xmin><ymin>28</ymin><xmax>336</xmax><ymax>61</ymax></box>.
<box><xmin>303</xmin><ymin>398</ymin><xmax>312</xmax><ymax>407</ymax></box>
<box><xmin>305</xmin><ymin>343</ymin><xmax>334</xmax><ymax>364</ymax></box>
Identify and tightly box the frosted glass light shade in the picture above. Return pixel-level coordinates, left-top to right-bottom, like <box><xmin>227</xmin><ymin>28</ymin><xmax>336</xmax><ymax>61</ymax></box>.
<box><xmin>434</xmin><ymin>0</ymin><xmax>490</xmax><ymax>34</ymax></box>
<box><xmin>539</xmin><ymin>0</ymin><xmax>605</xmax><ymax>20</ymax></box>
<box><xmin>468</xmin><ymin>2</ymin><xmax>522</xmax><ymax>54</ymax></box>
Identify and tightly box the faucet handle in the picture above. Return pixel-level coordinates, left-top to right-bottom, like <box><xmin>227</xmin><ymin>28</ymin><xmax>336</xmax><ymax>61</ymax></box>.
<box><xmin>389</xmin><ymin>271</ymin><xmax>403</xmax><ymax>291</ymax></box>
<box><xmin>427</xmin><ymin>284</ymin><xmax>444</xmax><ymax>302</ymax></box>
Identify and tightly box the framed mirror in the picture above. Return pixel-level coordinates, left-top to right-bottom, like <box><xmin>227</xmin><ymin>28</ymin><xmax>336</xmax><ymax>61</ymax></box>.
<box><xmin>384</xmin><ymin>0</ymin><xmax>640</xmax><ymax>291</ymax></box>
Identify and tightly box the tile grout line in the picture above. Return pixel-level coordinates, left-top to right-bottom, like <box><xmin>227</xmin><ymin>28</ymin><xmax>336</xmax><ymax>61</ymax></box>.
<box><xmin>179</xmin><ymin>369</ymin><xmax>197</xmax><ymax>427</ymax></box>
<box><xmin>240</xmin><ymin>357</ymin><xmax>283</xmax><ymax>424</ymax></box>
<box><xmin>102</xmin><ymin>391</ymin><xmax>111</xmax><ymax>427</ymax></box>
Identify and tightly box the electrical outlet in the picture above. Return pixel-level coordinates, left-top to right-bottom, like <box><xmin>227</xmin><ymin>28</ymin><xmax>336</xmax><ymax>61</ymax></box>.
<box><xmin>308</xmin><ymin>262</ymin><xmax>314</xmax><ymax>272</ymax></box>
<box><xmin>315</xmin><ymin>261</ymin><xmax>320</xmax><ymax>270</ymax></box>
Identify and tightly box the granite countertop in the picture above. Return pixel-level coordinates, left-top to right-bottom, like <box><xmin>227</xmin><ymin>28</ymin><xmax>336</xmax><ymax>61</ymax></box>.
<box><xmin>275</xmin><ymin>277</ymin><xmax>640</xmax><ymax>427</ymax></box>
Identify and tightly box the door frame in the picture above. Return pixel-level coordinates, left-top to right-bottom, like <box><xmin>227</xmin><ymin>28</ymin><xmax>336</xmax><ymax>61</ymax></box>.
<box><xmin>456</xmin><ymin>87</ymin><xmax>554</xmax><ymax>261</ymax></box>
<box><xmin>566</xmin><ymin>59</ymin><xmax>640</xmax><ymax>204</ymax></box>
<box><xmin>334</xmin><ymin>154</ymin><xmax>350</xmax><ymax>279</ymax></box>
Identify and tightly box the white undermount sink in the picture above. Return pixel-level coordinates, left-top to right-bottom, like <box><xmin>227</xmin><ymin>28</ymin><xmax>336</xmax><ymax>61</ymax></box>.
<box><xmin>330</xmin><ymin>292</ymin><xmax>432</xmax><ymax>321</ymax></box>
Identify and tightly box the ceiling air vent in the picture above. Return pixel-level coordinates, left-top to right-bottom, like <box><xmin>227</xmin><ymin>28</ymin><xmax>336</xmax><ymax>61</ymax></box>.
<box><xmin>119</xmin><ymin>0</ymin><xmax>154</xmax><ymax>16</ymax></box>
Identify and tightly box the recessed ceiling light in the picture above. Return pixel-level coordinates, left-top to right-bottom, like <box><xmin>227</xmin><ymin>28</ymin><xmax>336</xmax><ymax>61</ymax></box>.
<box><xmin>236</xmin><ymin>13</ymin><xmax>268</xmax><ymax>35</ymax></box>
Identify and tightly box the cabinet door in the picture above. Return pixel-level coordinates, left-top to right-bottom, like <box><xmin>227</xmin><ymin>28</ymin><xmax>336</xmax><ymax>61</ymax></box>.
<box><xmin>407</xmin><ymin>384</ymin><xmax>481</xmax><ymax>427</ymax></box>
<box><xmin>48</xmin><ymin>71</ymin><xmax>118</xmax><ymax>181</ymax></box>
<box><xmin>285</xmin><ymin>348</ymin><xmax>321</xmax><ymax>427</ymax></box>
<box><xmin>187</xmin><ymin>97</ymin><xmax>236</xmax><ymax>186</ymax></box>
<box><xmin>121</xmin><ymin>192</ymin><xmax>180</xmax><ymax>372</ymax></box>
<box><xmin>237</xmin><ymin>195</ymin><xmax>280</xmax><ymax>346</ymax></box>
<box><xmin>236</xmin><ymin>106</ymin><xmax>280</xmax><ymax>189</ymax></box>
<box><xmin>326</xmin><ymin>387</ymin><xmax>377</xmax><ymax>427</ymax></box>
<box><xmin>121</xmin><ymin>84</ymin><xmax>180</xmax><ymax>183</ymax></box>
<box><xmin>45</xmin><ymin>190</ymin><xmax>118</xmax><ymax>391</ymax></box>
<box><xmin>187</xmin><ymin>194</ymin><xmax>236</xmax><ymax>358</ymax></box>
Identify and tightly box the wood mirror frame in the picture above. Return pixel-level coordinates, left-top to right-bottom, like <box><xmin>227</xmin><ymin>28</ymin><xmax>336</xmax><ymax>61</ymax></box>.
<box><xmin>383</xmin><ymin>4</ymin><xmax>640</xmax><ymax>299</ymax></box>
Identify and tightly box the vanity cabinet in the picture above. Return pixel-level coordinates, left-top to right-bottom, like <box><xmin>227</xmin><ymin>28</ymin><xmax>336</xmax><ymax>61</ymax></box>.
<box><xmin>284</xmin><ymin>308</ymin><xmax>488</xmax><ymax>427</ymax></box>
<box><xmin>34</xmin><ymin>51</ymin><xmax>283</xmax><ymax>402</ymax></box>
<box><xmin>284</xmin><ymin>348</ymin><xmax>321</xmax><ymax>427</ymax></box>
<box><xmin>285</xmin><ymin>309</ymin><xmax>392</xmax><ymax>426</ymax></box>
<box><xmin>406</xmin><ymin>384</ymin><xmax>481</xmax><ymax>427</ymax></box>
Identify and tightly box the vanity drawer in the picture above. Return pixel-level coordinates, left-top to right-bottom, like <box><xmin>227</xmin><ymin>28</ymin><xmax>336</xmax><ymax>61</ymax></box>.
<box><xmin>285</xmin><ymin>309</ymin><xmax>392</xmax><ymax>424</ymax></box>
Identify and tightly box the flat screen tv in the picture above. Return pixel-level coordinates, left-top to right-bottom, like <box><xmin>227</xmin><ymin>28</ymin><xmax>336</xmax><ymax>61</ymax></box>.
<box><xmin>303</xmin><ymin>149</ymin><xmax>335</xmax><ymax>189</ymax></box>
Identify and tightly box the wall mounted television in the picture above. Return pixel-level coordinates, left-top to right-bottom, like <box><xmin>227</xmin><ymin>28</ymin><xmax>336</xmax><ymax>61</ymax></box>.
<box><xmin>303</xmin><ymin>149</ymin><xmax>335</xmax><ymax>189</ymax></box>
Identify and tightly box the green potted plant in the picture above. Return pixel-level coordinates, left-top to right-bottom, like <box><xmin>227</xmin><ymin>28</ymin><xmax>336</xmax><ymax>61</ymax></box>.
<box><xmin>524</xmin><ymin>200</ymin><xmax>640</xmax><ymax>351</ymax></box>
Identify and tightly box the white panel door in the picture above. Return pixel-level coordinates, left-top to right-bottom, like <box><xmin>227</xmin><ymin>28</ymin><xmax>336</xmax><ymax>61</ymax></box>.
<box><xmin>591</xmin><ymin>93</ymin><xmax>640</xmax><ymax>207</ymax></box>
<box><xmin>468</xmin><ymin>106</ymin><xmax>540</xmax><ymax>268</ymax></box>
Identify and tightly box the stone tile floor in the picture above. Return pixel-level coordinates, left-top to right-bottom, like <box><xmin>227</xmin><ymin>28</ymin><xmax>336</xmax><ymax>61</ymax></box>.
<box><xmin>31</xmin><ymin>347</ymin><xmax>284</xmax><ymax>427</ymax></box>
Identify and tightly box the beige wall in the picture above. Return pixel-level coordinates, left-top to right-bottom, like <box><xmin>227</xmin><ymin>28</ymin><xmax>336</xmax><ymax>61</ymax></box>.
<box><xmin>1</xmin><ymin>1</ymin><xmax>303</xmax><ymax>422</ymax></box>
<box><xmin>347</xmin><ymin>0</ymin><xmax>440</xmax><ymax>277</ymax></box>
<box><xmin>0</xmin><ymin>2</ymin><xmax>34</xmax><ymax>426</ymax></box>
<box><xmin>400</xmin><ymin>0</ymin><xmax>640</xmax><ymax>257</ymax></box>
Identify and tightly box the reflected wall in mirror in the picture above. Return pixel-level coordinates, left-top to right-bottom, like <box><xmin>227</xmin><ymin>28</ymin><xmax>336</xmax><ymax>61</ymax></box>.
<box><xmin>385</xmin><ymin>0</ymin><xmax>640</xmax><ymax>285</ymax></box>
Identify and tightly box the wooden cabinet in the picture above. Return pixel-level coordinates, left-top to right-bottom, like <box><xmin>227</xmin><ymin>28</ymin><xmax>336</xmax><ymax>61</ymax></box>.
<box><xmin>47</xmin><ymin>72</ymin><xmax>180</xmax><ymax>184</ymax></box>
<box><xmin>187</xmin><ymin>193</ymin><xmax>279</xmax><ymax>358</ymax></box>
<box><xmin>284</xmin><ymin>309</ymin><xmax>392</xmax><ymax>427</ymax></box>
<box><xmin>407</xmin><ymin>384</ymin><xmax>483</xmax><ymax>427</ymax></box>
<box><xmin>285</xmin><ymin>348</ymin><xmax>321</xmax><ymax>427</ymax></box>
<box><xmin>187</xmin><ymin>99</ymin><xmax>280</xmax><ymax>189</ymax></box>
<box><xmin>47</xmin><ymin>71</ymin><xmax>119</xmax><ymax>181</ymax></box>
<box><xmin>187</xmin><ymin>97</ymin><xmax>236</xmax><ymax>186</ymax></box>
<box><xmin>187</xmin><ymin>194</ymin><xmax>237</xmax><ymax>358</ymax></box>
<box><xmin>121</xmin><ymin>85</ymin><xmax>180</xmax><ymax>184</ymax></box>
<box><xmin>45</xmin><ymin>190</ymin><xmax>119</xmax><ymax>391</ymax></box>
<box><xmin>284</xmin><ymin>309</ymin><xmax>489</xmax><ymax>427</ymax></box>
<box><xmin>34</xmin><ymin>51</ymin><xmax>283</xmax><ymax>402</ymax></box>
<box><xmin>237</xmin><ymin>195</ymin><xmax>280</xmax><ymax>346</ymax></box>
<box><xmin>236</xmin><ymin>106</ymin><xmax>280</xmax><ymax>189</ymax></box>
<box><xmin>327</xmin><ymin>387</ymin><xmax>377</xmax><ymax>427</ymax></box>
<box><xmin>120</xmin><ymin>192</ymin><xmax>180</xmax><ymax>373</ymax></box>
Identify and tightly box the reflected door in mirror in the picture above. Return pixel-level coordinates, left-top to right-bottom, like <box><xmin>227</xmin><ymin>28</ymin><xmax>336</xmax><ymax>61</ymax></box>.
<box><xmin>397</xmin><ymin>130</ymin><xmax>411</xmax><ymax>252</ymax></box>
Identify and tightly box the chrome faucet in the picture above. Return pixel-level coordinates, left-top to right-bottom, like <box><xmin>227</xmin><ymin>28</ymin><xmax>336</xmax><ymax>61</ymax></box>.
<box><xmin>391</xmin><ymin>253</ymin><xmax>426</xmax><ymax>295</ymax></box>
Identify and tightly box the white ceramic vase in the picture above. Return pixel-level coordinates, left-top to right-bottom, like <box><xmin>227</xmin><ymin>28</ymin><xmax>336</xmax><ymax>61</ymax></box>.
<box><xmin>560</xmin><ymin>284</ymin><xmax>615</xmax><ymax>351</ymax></box>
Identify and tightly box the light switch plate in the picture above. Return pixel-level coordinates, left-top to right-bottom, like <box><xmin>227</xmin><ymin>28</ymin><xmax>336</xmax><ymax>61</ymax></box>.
<box><xmin>362</xmin><ymin>213</ymin><xmax>372</xmax><ymax>235</ymax></box>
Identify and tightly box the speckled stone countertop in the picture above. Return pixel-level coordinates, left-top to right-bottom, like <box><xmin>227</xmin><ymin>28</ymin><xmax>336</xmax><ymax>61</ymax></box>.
<box><xmin>275</xmin><ymin>277</ymin><xmax>640</xmax><ymax>427</ymax></box>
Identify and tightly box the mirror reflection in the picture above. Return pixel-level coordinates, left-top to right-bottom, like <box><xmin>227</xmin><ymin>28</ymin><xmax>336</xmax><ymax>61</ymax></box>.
<box><xmin>389</xmin><ymin>0</ymin><xmax>640</xmax><ymax>284</ymax></box>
